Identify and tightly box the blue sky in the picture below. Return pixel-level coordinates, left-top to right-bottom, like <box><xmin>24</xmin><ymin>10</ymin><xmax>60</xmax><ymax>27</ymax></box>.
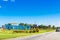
<box><xmin>0</xmin><ymin>0</ymin><xmax>60</xmax><ymax>27</ymax></box>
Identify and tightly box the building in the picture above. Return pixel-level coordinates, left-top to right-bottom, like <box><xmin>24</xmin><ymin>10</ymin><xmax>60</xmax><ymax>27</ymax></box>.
<box><xmin>2</xmin><ymin>23</ymin><xmax>30</xmax><ymax>30</ymax></box>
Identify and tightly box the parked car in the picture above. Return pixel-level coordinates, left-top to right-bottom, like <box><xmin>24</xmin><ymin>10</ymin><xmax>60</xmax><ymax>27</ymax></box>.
<box><xmin>56</xmin><ymin>28</ymin><xmax>60</xmax><ymax>32</ymax></box>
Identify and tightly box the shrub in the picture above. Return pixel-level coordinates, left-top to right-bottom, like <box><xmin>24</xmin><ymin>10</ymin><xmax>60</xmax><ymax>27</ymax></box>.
<box><xmin>26</xmin><ymin>31</ymin><xmax>29</xmax><ymax>33</ymax></box>
<box><xmin>29</xmin><ymin>30</ymin><xmax>32</xmax><ymax>33</ymax></box>
<box><xmin>13</xmin><ymin>30</ymin><xmax>25</xmax><ymax>33</ymax></box>
<box><xmin>32</xmin><ymin>30</ymin><xmax>36</xmax><ymax>33</ymax></box>
<box><xmin>35</xmin><ymin>28</ymin><xmax>39</xmax><ymax>32</ymax></box>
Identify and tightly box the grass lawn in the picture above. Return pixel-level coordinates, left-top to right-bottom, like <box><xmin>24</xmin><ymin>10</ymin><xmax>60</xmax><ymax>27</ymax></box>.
<box><xmin>0</xmin><ymin>29</ymin><xmax>55</xmax><ymax>40</ymax></box>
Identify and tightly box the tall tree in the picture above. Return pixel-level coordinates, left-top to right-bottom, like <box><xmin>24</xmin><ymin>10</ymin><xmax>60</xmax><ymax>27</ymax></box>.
<box><xmin>19</xmin><ymin>23</ymin><xmax>24</xmax><ymax>26</ymax></box>
<box><xmin>33</xmin><ymin>24</ymin><xmax>37</xmax><ymax>28</ymax></box>
<box><xmin>24</xmin><ymin>23</ymin><xmax>28</xmax><ymax>26</ymax></box>
<box><xmin>7</xmin><ymin>23</ymin><xmax>12</xmax><ymax>30</ymax></box>
<box><xmin>52</xmin><ymin>25</ymin><xmax>55</xmax><ymax>29</ymax></box>
<box><xmin>38</xmin><ymin>25</ymin><xmax>43</xmax><ymax>29</ymax></box>
<box><xmin>8</xmin><ymin>23</ymin><xmax>11</xmax><ymax>25</ymax></box>
<box><xmin>48</xmin><ymin>25</ymin><xmax>51</xmax><ymax>29</ymax></box>
<box><xmin>38</xmin><ymin>24</ymin><xmax>47</xmax><ymax>29</ymax></box>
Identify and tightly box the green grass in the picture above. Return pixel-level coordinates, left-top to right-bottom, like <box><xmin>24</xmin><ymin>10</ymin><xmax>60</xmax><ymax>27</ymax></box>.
<box><xmin>0</xmin><ymin>30</ymin><xmax>33</xmax><ymax>40</ymax></box>
<box><xmin>0</xmin><ymin>29</ymin><xmax>55</xmax><ymax>40</ymax></box>
<box><xmin>0</xmin><ymin>33</ymin><xmax>34</xmax><ymax>40</ymax></box>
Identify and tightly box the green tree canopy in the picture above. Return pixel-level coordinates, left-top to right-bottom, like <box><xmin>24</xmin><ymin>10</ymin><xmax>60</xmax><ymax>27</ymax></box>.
<box><xmin>19</xmin><ymin>23</ymin><xmax>25</xmax><ymax>26</ymax></box>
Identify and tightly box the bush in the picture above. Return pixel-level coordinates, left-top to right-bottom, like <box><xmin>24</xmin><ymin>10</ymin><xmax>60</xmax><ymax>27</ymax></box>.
<box><xmin>13</xmin><ymin>30</ymin><xmax>25</xmax><ymax>33</ymax></box>
<box><xmin>29</xmin><ymin>31</ymin><xmax>32</xmax><ymax>33</ymax></box>
<box><xmin>32</xmin><ymin>30</ymin><xmax>36</xmax><ymax>33</ymax></box>
<box><xmin>35</xmin><ymin>28</ymin><xmax>39</xmax><ymax>32</ymax></box>
<box><xmin>26</xmin><ymin>31</ymin><xmax>29</xmax><ymax>33</ymax></box>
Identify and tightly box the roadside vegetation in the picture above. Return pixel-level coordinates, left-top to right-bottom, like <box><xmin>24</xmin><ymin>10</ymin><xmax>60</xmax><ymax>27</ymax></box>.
<box><xmin>0</xmin><ymin>23</ymin><xmax>56</xmax><ymax>40</ymax></box>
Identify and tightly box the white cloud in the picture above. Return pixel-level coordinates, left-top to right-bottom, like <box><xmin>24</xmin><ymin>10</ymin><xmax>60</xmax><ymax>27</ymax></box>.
<box><xmin>3</xmin><ymin>0</ymin><xmax>8</xmax><ymax>2</ymax></box>
<box><xmin>11</xmin><ymin>0</ymin><xmax>15</xmax><ymax>2</ymax></box>
<box><xmin>0</xmin><ymin>6</ymin><xmax>2</xmax><ymax>8</ymax></box>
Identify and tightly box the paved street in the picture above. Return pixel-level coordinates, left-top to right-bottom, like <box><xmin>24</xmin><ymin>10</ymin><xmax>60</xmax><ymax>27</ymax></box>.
<box><xmin>6</xmin><ymin>32</ymin><xmax>60</xmax><ymax>40</ymax></box>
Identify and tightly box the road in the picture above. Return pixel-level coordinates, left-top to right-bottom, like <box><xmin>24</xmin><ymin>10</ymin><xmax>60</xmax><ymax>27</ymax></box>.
<box><xmin>5</xmin><ymin>32</ymin><xmax>60</xmax><ymax>40</ymax></box>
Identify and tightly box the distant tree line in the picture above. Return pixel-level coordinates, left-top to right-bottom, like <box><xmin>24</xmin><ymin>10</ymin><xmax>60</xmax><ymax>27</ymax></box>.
<box><xmin>3</xmin><ymin>23</ymin><xmax>56</xmax><ymax>30</ymax></box>
<box><xmin>19</xmin><ymin>23</ymin><xmax>56</xmax><ymax>29</ymax></box>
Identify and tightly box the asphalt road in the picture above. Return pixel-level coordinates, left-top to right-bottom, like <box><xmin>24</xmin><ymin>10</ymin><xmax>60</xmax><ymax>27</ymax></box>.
<box><xmin>6</xmin><ymin>32</ymin><xmax>60</xmax><ymax>40</ymax></box>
